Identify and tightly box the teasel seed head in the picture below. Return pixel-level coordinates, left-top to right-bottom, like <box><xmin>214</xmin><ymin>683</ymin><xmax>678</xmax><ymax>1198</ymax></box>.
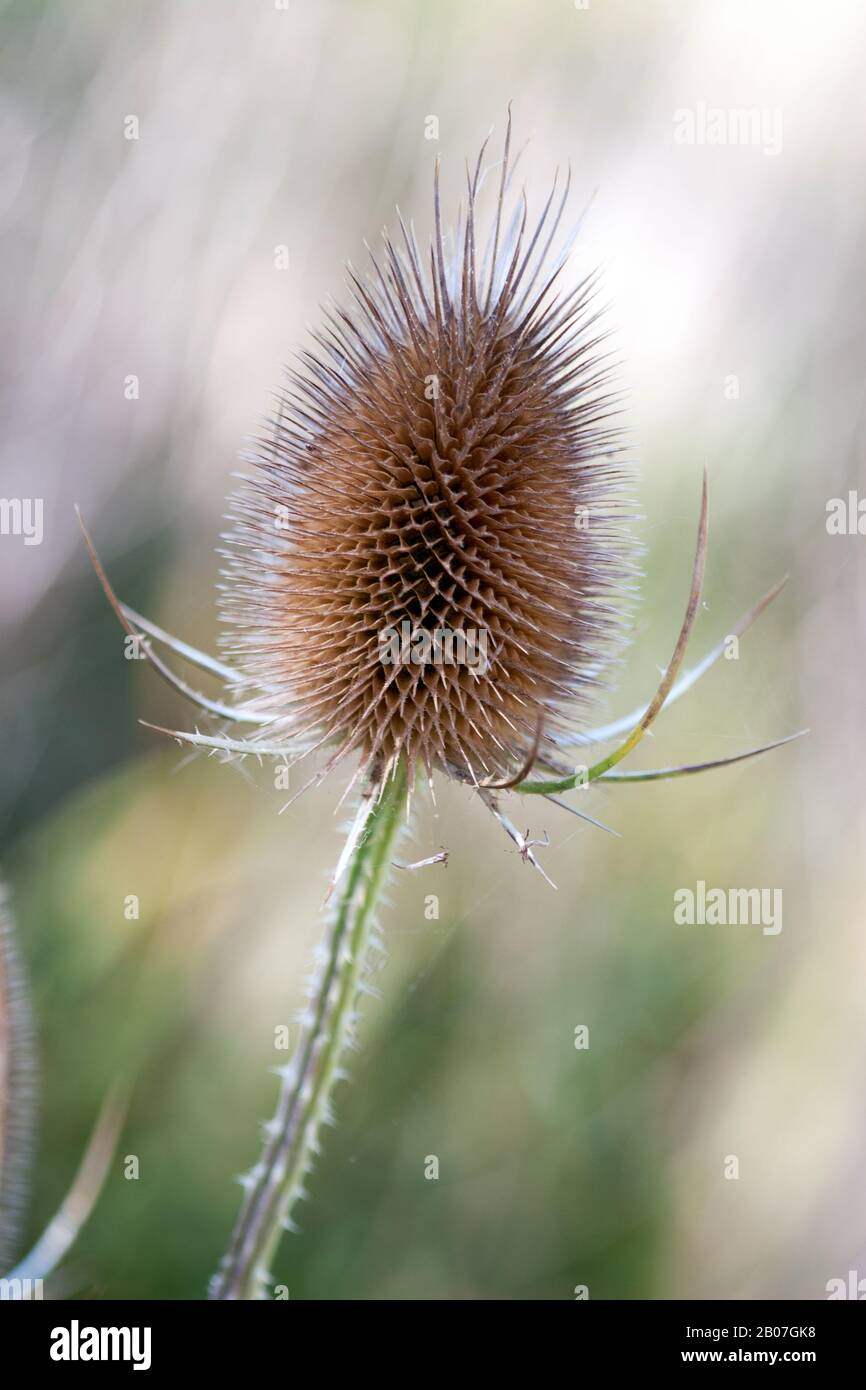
<box><xmin>220</xmin><ymin>117</ymin><xmax>634</xmax><ymax>797</ymax></box>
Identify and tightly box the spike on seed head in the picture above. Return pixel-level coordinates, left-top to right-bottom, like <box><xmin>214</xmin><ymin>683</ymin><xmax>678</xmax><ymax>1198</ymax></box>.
<box><xmin>220</xmin><ymin>116</ymin><xmax>634</xmax><ymax>796</ymax></box>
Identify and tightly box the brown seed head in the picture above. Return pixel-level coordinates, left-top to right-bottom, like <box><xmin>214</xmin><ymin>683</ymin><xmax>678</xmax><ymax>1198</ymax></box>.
<box><xmin>221</xmin><ymin>122</ymin><xmax>634</xmax><ymax>794</ymax></box>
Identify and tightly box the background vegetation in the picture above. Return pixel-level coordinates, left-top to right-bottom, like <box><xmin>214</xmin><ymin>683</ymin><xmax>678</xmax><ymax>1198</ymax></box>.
<box><xmin>2</xmin><ymin>0</ymin><xmax>864</xmax><ymax>1298</ymax></box>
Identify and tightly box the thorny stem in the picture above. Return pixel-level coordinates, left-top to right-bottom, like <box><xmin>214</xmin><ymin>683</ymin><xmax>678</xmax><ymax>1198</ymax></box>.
<box><xmin>210</xmin><ymin>761</ymin><xmax>407</xmax><ymax>1300</ymax></box>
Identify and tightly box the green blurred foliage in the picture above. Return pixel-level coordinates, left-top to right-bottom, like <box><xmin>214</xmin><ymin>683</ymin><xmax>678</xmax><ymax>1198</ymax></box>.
<box><xmin>2</xmin><ymin>0</ymin><xmax>865</xmax><ymax>1300</ymax></box>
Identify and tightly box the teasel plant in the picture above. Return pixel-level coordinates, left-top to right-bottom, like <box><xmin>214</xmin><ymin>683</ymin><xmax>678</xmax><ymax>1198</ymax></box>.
<box><xmin>0</xmin><ymin>884</ymin><xmax>124</xmax><ymax>1297</ymax></box>
<box><xmin>79</xmin><ymin>113</ymin><xmax>804</xmax><ymax>1299</ymax></box>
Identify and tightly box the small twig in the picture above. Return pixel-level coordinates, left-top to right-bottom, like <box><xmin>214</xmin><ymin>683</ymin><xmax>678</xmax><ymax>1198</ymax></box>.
<box><xmin>393</xmin><ymin>848</ymin><xmax>448</xmax><ymax>871</ymax></box>
<box><xmin>519</xmin><ymin>828</ymin><xmax>550</xmax><ymax>861</ymax></box>
<box><xmin>477</xmin><ymin>788</ymin><xmax>557</xmax><ymax>890</ymax></box>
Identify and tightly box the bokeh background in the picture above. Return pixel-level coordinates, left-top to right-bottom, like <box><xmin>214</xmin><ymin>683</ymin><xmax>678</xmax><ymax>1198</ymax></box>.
<box><xmin>1</xmin><ymin>0</ymin><xmax>865</xmax><ymax>1300</ymax></box>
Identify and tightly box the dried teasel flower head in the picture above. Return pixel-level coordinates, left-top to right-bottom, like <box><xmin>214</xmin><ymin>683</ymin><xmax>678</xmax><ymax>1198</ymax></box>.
<box><xmin>78</xmin><ymin>115</ymin><xmax>800</xmax><ymax>855</ymax></box>
<box><xmin>76</xmin><ymin>116</ymin><xmax>804</xmax><ymax>1302</ymax></box>
<box><xmin>219</xmin><ymin>114</ymin><xmax>635</xmax><ymax>799</ymax></box>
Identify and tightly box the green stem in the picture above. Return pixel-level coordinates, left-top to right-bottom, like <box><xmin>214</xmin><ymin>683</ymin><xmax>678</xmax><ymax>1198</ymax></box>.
<box><xmin>210</xmin><ymin>763</ymin><xmax>407</xmax><ymax>1300</ymax></box>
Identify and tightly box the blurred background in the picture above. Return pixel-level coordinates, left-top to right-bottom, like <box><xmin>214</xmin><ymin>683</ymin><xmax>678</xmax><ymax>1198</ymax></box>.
<box><xmin>1</xmin><ymin>0</ymin><xmax>864</xmax><ymax>1300</ymax></box>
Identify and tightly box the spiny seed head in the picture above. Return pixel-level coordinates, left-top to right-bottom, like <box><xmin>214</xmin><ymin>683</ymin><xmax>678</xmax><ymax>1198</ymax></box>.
<box><xmin>221</xmin><ymin>120</ymin><xmax>635</xmax><ymax>794</ymax></box>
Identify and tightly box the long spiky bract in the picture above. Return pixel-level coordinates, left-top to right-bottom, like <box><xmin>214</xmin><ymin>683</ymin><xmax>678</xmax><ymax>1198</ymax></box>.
<box><xmin>79</xmin><ymin>117</ymin><xmax>802</xmax><ymax>1299</ymax></box>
